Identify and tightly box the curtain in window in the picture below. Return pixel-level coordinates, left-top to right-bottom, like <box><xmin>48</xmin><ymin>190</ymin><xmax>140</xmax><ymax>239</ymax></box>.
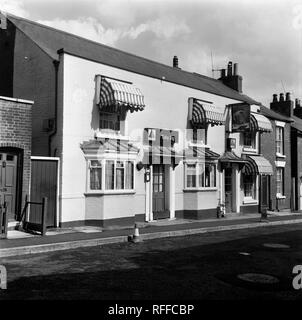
<box><xmin>125</xmin><ymin>161</ymin><xmax>134</xmax><ymax>189</ymax></box>
<box><xmin>105</xmin><ymin>160</ymin><xmax>115</xmax><ymax>189</ymax></box>
<box><xmin>116</xmin><ymin>161</ymin><xmax>124</xmax><ymax>189</ymax></box>
<box><xmin>186</xmin><ymin>164</ymin><xmax>197</xmax><ymax>188</ymax></box>
<box><xmin>90</xmin><ymin>161</ymin><xmax>102</xmax><ymax>190</ymax></box>
<box><xmin>243</xmin><ymin>174</ymin><xmax>255</xmax><ymax>198</ymax></box>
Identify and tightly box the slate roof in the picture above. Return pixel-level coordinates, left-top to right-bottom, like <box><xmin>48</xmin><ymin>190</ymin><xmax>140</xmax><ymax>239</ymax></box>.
<box><xmin>259</xmin><ymin>105</ymin><xmax>293</xmax><ymax>122</ymax></box>
<box><xmin>6</xmin><ymin>13</ymin><xmax>259</xmax><ymax>105</ymax></box>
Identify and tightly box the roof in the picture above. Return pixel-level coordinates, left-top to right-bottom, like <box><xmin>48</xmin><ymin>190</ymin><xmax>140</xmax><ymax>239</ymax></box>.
<box><xmin>219</xmin><ymin>151</ymin><xmax>247</xmax><ymax>163</ymax></box>
<box><xmin>260</xmin><ymin>105</ymin><xmax>292</xmax><ymax>122</ymax></box>
<box><xmin>291</xmin><ymin>115</ymin><xmax>302</xmax><ymax>132</ymax></box>
<box><xmin>5</xmin><ymin>13</ymin><xmax>259</xmax><ymax>105</ymax></box>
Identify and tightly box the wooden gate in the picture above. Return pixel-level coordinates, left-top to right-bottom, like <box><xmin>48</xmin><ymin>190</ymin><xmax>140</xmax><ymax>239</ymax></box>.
<box><xmin>28</xmin><ymin>157</ymin><xmax>59</xmax><ymax>228</ymax></box>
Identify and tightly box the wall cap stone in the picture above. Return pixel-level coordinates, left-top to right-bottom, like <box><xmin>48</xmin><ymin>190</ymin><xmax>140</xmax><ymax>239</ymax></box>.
<box><xmin>0</xmin><ymin>96</ymin><xmax>34</xmax><ymax>105</ymax></box>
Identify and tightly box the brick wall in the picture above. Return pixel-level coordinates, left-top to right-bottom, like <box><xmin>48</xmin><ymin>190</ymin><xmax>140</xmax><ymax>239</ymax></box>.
<box><xmin>0</xmin><ymin>97</ymin><xmax>32</xmax><ymax>216</ymax></box>
<box><xmin>261</xmin><ymin>121</ymin><xmax>291</xmax><ymax>210</ymax></box>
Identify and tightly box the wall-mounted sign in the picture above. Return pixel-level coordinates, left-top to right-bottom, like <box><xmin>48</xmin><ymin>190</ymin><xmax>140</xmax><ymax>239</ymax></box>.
<box><xmin>143</xmin><ymin>128</ymin><xmax>179</xmax><ymax>145</ymax></box>
<box><xmin>231</xmin><ymin>103</ymin><xmax>250</xmax><ymax>132</ymax></box>
<box><xmin>227</xmin><ymin>138</ymin><xmax>236</xmax><ymax>150</ymax></box>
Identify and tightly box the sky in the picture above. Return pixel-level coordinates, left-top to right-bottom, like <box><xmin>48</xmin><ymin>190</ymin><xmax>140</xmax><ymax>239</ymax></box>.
<box><xmin>1</xmin><ymin>0</ymin><xmax>302</xmax><ymax>106</ymax></box>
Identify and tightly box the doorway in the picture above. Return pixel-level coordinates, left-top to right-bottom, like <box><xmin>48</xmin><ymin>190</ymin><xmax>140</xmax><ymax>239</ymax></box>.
<box><xmin>0</xmin><ymin>150</ymin><xmax>20</xmax><ymax>220</ymax></box>
<box><xmin>225</xmin><ymin>167</ymin><xmax>233</xmax><ymax>212</ymax></box>
<box><xmin>260</xmin><ymin>175</ymin><xmax>270</xmax><ymax>212</ymax></box>
<box><xmin>152</xmin><ymin>164</ymin><xmax>169</xmax><ymax>219</ymax></box>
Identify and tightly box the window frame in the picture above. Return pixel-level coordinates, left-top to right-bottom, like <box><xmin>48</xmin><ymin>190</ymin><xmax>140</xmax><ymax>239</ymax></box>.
<box><xmin>276</xmin><ymin>167</ymin><xmax>285</xmax><ymax>198</ymax></box>
<box><xmin>243</xmin><ymin>173</ymin><xmax>257</xmax><ymax>200</ymax></box>
<box><xmin>275</xmin><ymin>126</ymin><xmax>284</xmax><ymax>156</ymax></box>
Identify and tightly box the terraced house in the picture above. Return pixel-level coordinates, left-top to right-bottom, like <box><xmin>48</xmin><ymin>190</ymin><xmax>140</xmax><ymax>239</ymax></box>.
<box><xmin>0</xmin><ymin>12</ymin><xmax>285</xmax><ymax>229</ymax></box>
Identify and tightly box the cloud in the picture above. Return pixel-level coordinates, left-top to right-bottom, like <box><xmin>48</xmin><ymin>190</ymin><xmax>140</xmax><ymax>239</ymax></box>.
<box><xmin>0</xmin><ymin>0</ymin><xmax>29</xmax><ymax>17</ymax></box>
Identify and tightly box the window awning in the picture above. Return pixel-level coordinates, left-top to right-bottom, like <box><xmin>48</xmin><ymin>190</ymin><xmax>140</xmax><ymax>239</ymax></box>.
<box><xmin>190</xmin><ymin>99</ymin><xmax>225</xmax><ymax>127</ymax></box>
<box><xmin>250</xmin><ymin>113</ymin><xmax>272</xmax><ymax>132</ymax></box>
<box><xmin>98</xmin><ymin>76</ymin><xmax>145</xmax><ymax>112</ymax></box>
<box><xmin>185</xmin><ymin>146</ymin><xmax>220</xmax><ymax>161</ymax></box>
<box><xmin>243</xmin><ymin>155</ymin><xmax>273</xmax><ymax>175</ymax></box>
<box><xmin>142</xmin><ymin>145</ymin><xmax>183</xmax><ymax>165</ymax></box>
<box><xmin>81</xmin><ymin>138</ymin><xmax>139</xmax><ymax>155</ymax></box>
<box><xmin>219</xmin><ymin>151</ymin><xmax>247</xmax><ymax>170</ymax></box>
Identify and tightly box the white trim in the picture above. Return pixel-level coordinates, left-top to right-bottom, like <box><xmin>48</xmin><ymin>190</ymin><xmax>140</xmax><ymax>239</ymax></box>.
<box><xmin>276</xmin><ymin>153</ymin><xmax>286</xmax><ymax>159</ymax></box>
<box><xmin>243</xmin><ymin>197</ymin><xmax>258</xmax><ymax>204</ymax></box>
<box><xmin>276</xmin><ymin>194</ymin><xmax>286</xmax><ymax>199</ymax></box>
<box><xmin>275</xmin><ymin>121</ymin><xmax>286</xmax><ymax>128</ymax></box>
<box><xmin>31</xmin><ymin>156</ymin><xmax>60</xmax><ymax>161</ymax></box>
<box><xmin>0</xmin><ymin>96</ymin><xmax>34</xmax><ymax>105</ymax></box>
<box><xmin>275</xmin><ymin>161</ymin><xmax>286</xmax><ymax>167</ymax></box>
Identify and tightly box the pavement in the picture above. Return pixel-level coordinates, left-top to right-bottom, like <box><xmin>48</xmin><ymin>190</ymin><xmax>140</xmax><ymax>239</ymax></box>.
<box><xmin>1</xmin><ymin>211</ymin><xmax>302</xmax><ymax>258</ymax></box>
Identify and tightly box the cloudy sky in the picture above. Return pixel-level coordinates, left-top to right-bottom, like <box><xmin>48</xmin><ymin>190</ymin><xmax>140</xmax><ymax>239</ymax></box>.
<box><xmin>1</xmin><ymin>0</ymin><xmax>302</xmax><ymax>106</ymax></box>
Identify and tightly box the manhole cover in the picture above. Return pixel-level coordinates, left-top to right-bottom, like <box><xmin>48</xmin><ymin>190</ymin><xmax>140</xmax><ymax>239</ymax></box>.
<box><xmin>263</xmin><ymin>243</ymin><xmax>290</xmax><ymax>249</ymax></box>
<box><xmin>237</xmin><ymin>273</ymin><xmax>279</xmax><ymax>284</ymax></box>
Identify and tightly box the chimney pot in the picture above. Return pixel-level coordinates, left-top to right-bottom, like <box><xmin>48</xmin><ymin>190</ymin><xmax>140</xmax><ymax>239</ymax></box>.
<box><xmin>220</xmin><ymin>69</ymin><xmax>226</xmax><ymax>78</ymax></box>
<box><xmin>233</xmin><ymin>63</ymin><xmax>238</xmax><ymax>76</ymax></box>
<box><xmin>173</xmin><ymin>56</ymin><xmax>178</xmax><ymax>68</ymax></box>
<box><xmin>279</xmin><ymin>93</ymin><xmax>284</xmax><ymax>102</ymax></box>
<box><xmin>273</xmin><ymin>94</ymin><xmax>278</xmax><ymax>102</ymax></box>
<box><xmin>227</xmin><ymin>61</ymin><xmax>232</xmax><ymax>77</ymax></box>
<box><xmin>286</xmin><ymin>92</ymin><xmax>291</xmax><ymax>101</ymax></box>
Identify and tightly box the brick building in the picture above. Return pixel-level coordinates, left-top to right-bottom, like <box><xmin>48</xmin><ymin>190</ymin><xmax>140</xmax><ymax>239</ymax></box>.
<box><xmin>0</xmin><ymin>96</ymin><xmax>33</xmax><ymax>221</ymax></box>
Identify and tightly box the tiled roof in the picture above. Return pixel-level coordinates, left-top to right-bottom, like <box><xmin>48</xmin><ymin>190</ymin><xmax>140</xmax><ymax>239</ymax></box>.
<box><xmin>6</xmin><ymin>13</ymin><xmax>259</xmax><ymax>104</ymax></box>
<box><xmin>292</xmin><ymin>115</ymin><xmax>302</xmax><ymax>132</ymax></box>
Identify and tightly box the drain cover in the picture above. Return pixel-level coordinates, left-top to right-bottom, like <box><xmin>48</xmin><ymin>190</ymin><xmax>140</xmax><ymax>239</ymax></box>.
<box><xmin>237</xmin><ymin>273</ymin><xmax>279</xmax><ymax>284</ymax></box>
<box><xmin>263</xmin><ymin>243</ymin><xmax>290</xmax><ymax>249</ymax></box>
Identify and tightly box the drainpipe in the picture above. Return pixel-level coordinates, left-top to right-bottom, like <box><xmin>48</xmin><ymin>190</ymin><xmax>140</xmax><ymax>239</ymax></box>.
<box><xmin>48</xmin><ymin>59</ymin><xmax>59</xmax><ymax>156</ymax></box>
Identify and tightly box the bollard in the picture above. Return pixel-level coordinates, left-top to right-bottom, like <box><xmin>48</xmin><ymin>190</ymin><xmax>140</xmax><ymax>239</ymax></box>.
<box><xmin>130</xmin><ymin>223</ymin><xmax>141</xmax><ymax>243</ymax></box>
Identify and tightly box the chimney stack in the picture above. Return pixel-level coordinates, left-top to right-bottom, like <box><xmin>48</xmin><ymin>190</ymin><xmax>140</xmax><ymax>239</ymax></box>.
<box><xmin>173</xmin><ymin>56</ymin><xmax>179</xmax><ymax>68</ymax></box>
<box><xmin>271</xmin><ymin>92</ymin><xmax>294</xmax><ymax>118</ymax></box>
<box><xmin>218</xmin><ymin>61</ymin><xmax>242</xmax><ymax>93</ymax></box>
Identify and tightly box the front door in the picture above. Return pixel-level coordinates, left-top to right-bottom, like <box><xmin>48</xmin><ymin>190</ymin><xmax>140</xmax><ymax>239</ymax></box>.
<box><xmin>152</xmin><ymin>165</ymin><xmax>169</xmax><ymax>219</ymax></box>
<box><xmin>260</xmin><ymin>175</ymin><xmax>270</xmax><ymax>212</ymax></box>
<box><xmin>225</xmin><ymin>167</ymin><xmax>233</xmax><ymax>213</ymax></box>
<box><xmin>0</xmin><ymin>152</ymin><xmax>17</xmax><ymax>220</ymax></box>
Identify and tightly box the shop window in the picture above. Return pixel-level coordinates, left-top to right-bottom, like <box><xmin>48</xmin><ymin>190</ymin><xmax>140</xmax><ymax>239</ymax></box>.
<box><xmin>243</xmin><ymin>131</ymin><xmax>256</xmax><ymax>149</ymax></box>
<box><xmin>185</xmin><ymin>162</ymin><xmax>216</xmax><ymax>189</ymax></box>
<box><xmin>88</xmin><ymin>159</ymin><xmax>134</xmax><ymax>192</ymax></box>
<box><xmin>276</xmin><ymin>167</ymin><xmax>284</xmax><ymax>196</ymax></box>
<box><xmin>276</xmin><ymin>126</ymin><xmax>284</xmax><ymax>155</ymax></box>
<box><xmin>99</xmin><ymin>111</ymin><xmax>120</xmax><ymax>131</ymax></box>
<box><xmin>243</xmin><ymin>174</ymin><xmax>256</xmax><ymax>199</ymax></box>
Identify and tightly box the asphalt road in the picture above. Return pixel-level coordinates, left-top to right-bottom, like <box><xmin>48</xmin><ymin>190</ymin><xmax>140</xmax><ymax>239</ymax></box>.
<box><xmin>1</xmin><ymin>223</ymin><xmax>302</xmax><ymax>300</ymax></box>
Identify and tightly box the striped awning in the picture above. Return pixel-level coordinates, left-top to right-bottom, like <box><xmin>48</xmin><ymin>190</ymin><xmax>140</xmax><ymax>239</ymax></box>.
<box><xmin>142</xmin><ymin>145</ymin><xmax>183</xmax><ymax>165</ymax></box>
<box><xmin>243</xmin><ymin>155</ymin><xmax>273</xmax><ymax>175</ymax></box>
<box><xmin>99</xmin><ymin>77</ymin><xmax>145</xmax><ymax>112</ymax></box>
<box><xmin>190</xmin><ymin>99</ymin><xmax>225</xmax><ymax>126</ymax></box>
<box><xmin>250</xmin><ymin>113</ymin><xmax>272</xmax><ymax>132</ymax></box>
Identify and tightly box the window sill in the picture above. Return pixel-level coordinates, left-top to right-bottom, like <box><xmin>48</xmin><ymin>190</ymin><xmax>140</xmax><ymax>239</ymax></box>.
<box><xmin>242</xmin><ymin>147</ymin><xmax>257</xmax><ymax>153</ymax></box>
<box><xmin>276</xmin><ymin>194</ymin><xmax>286</xmax><ymax>199</ymax></box>
<box><xmin>276</xmin><ymin>153</ymin><xmax>286</xmax><ymax>159</ymax></box>
<box><xmin>85</xmin><ymin>190</ymin><xmax>136</xmax><ymax>196</ymax></box>
<box><xmin>183</xmin><ymin>187</ymin><xmax>218</xmax><ymax>192</ymax></box>
<box><xmin>243</xmin><ymin>198</ymin><xmax>258</xmax><ymax>204</ymax></box>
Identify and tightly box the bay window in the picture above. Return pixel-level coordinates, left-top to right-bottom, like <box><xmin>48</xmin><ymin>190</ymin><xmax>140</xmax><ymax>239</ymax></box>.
<box><xmin>185</xmin><ymin>162</ymin><xmax>216</xmax><ymax>189</ymax></box>
<box><xmin>243</xmin><ymin>174</ymin><xmax>256</xmax><ymax>199</ymax></box>
<box><xmin>88</xmin><ymin>159</ymin><xmax>135</xmax><ymax>192</ymax></box>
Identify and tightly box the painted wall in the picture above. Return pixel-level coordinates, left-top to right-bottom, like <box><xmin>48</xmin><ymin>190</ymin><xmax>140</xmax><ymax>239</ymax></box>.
<box><xmin>59</xmin><ymin>53</ymin><xmax>247</xmax><ymax>224</ymax></box>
